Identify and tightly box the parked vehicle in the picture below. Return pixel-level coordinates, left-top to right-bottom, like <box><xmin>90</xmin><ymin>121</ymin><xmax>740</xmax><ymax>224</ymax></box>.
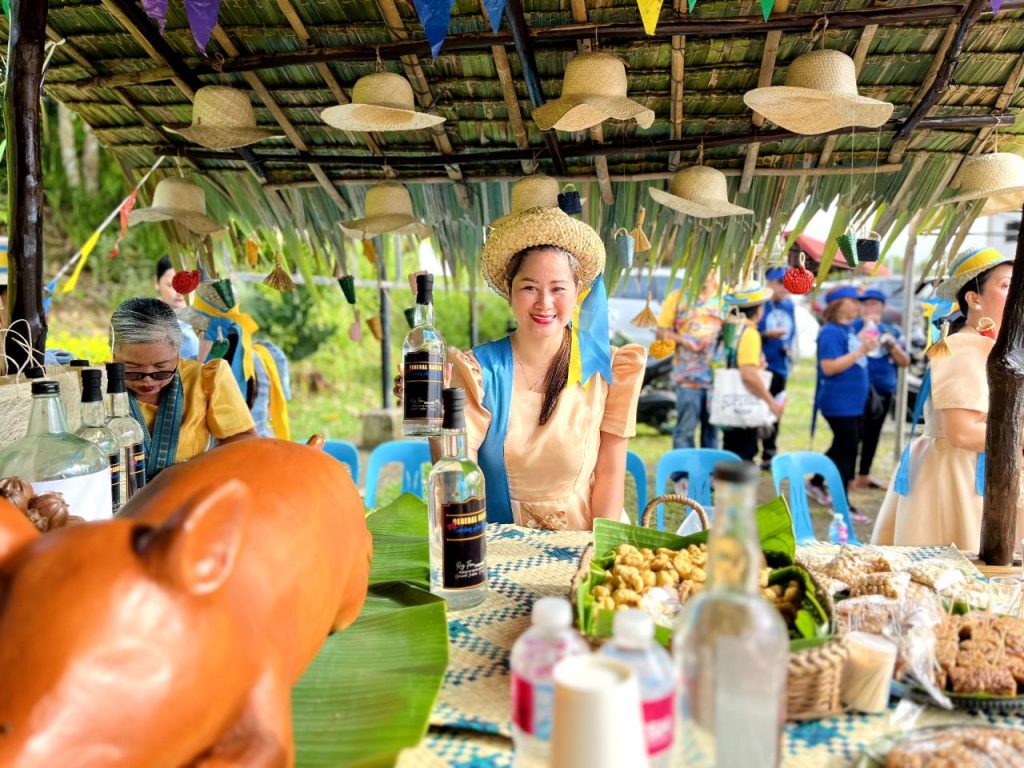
<box><xmin>608</xmin><ymin>268</ymin><xmax>675</xmax><ymax>347</ymax></box>
<box><xmin>635</xmin><ymin>355</ymin><xmax>676</xmax><ymax>434</ymax></box>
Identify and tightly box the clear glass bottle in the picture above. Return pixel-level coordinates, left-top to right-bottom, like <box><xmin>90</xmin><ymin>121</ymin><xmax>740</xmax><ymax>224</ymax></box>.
<box><xmin>75</xmin><ymin>368</ymin><xmax>123</xmax><ymax>514</ymax></box>
<box><xmin>104</xmin><ymin>362</ymin><xmax>147</xmax><ymax>503</ymax></box>
<box><xmin>673</xmin><ymin>460</ymin><xmax>788</xmax><ymax>768</ymax></box>
<box><xmin>0</xmin><ymin>380</ymin><xmax>112</xmax><ymax>521</ymax></box>
<box><xmin>402</xmin><ymin>273</ymin><xmax>446</xmax><ymax>437</ymax></box>
<box><xmin>427</xmin><ymin>387</ymin><xmax>487</xmax><ymax>610</ymax></box>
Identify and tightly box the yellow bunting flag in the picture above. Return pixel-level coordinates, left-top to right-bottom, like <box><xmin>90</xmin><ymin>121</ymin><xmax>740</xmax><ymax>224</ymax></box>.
<box><xmin>61</xmin><ymin>229</ymin><xmax>103</xmax><ymax>294</ymax></box>
<box><xmin>637</xmin><ymin>0</ymin><xmax>665</xmax><ymax>35</ymax></box>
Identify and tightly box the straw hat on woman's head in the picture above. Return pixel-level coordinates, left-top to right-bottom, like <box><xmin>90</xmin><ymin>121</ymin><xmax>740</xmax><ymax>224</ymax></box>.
<box><xmin>943</xmin><ymin>152</ymin><xmax>1024</xmax><ymax>209</ymax></box>
<box><xmin>532</xmin><ymin>52</ymin><xmax>655</xmax><ymax>132</ymax></box>
<box><xmin>322</xmin><ymin>73</ymin><xmax>446</xmax><ymax>133</ymax></box>
<box><xmin>482</xmin><ymin>207</ymin><xmax>605</xmax><ymax>299</ymax></box>
<box><xmin>743</xmin><ymin>49</ymin><xmax>893</xmax><ymax>135</ymax></box>
<box><xmin>340</xmin><ymin>182</ymin><xmax>431</xmax><ymax>239</ymax></box>
<box><xmin>724</xmin><ymin>281</ymin><xmax>773</xmax><ymax>308</ymax></box>
<box><xmin>649</xmin><ymin>166</ymin><xmax>753</xmax><ymax>218</ymax></box>
<box><xmin>165</xmin><ymin>86</ymin><xmax>282</xmax><ymax>149</ymax></box>
<box><xmin>128</xmin><ymin>178</ymin><xmax>223</xmax><ymax>234</ymax></box>
<box><xmin>936</xmin><ymin>247</ymin><xmax>1015</xmax><ymax>301</ymax></box>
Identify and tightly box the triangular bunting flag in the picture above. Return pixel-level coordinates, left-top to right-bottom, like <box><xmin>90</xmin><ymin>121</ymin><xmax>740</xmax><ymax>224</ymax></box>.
<box><xmin>760</xmin><ymin>0</ymin><xmax>774</xmax><ymax>20</ymax></box>
<box><xmin>687</xmin><ymin>0</ymin><xmax>697</xmax><ymax>9</ymax></box>
<box><xmin>141</xmin><ymin>0</ymin><xmax>168</xmax><ymax>32</ymax></box>
<box><xmin>483</xmin><ymin>0</ymin><xmax>507</xmax><ymax>33</ymax></box>
<box><xmin>183</xmin><ymin>0</ymin><xmax>223</xmax><ymax>53</ymax></box>
<box><xmin>991</xmin><ymin>0</ymin><xmax>1003</xmax><ymax>10</ymax></box>
<box><xmin>412</xmin><ymin>0</ymin><xmax>457</xmax><ymax>58</ymax></box>
<box><xmin>637</xmin><ymin>0</ymin><xmax>665</xmax><ymax>35</ymax></box>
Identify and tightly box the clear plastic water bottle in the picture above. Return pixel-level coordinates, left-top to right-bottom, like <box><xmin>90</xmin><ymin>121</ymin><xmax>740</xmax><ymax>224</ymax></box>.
<box><xmin>829</xmin><ymin>512</ymin><xmax>849</xmax><ymax>544</ymax></box>
<box><xmin>598</xmin><ymin>609</ymin><xmax>675</xmax><ymax>767</ymax></box>
<box><xmin>510</xmin><ymin>597</ymin><xmax>588</xmax><ymax>767</ymax></box>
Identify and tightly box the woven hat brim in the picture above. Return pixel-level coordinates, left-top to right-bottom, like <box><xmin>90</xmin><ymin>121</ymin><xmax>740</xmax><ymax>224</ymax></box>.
<box><xmin>936</xmin><ymin>256</ymin><xmax>1015</xmax><ymax>301</ymax></box>
<box><xmin>128</xmin><ymin>207</ymin><xmax>223</xmax><ymax>234</ymax></box>
<box><xmin>481</xmin><ymin>208</ymin><xmax>605</xmax><ymax>299</ymax></box>
<box><xmin>340</xmin><ymin>214</ymin><xmax>431</xmax><ymax>239</ymax></box>
<box><xmin>943</xmin><ymin>182</ymin><xmax>1024</xmax><ymax>206</ymax></box>
<box><xmin>165</xmin><ymin>125</ymin><xmax>282</xmax><ymax>149</ymax></box>
<box><xmin>0</xmin><ymin>268</ymin><xmax>7</xmax><ymax>286</ymax></box>
<box><xmin>649</xmin><ymin>187</ymin><xmax>753</xmax><ymax>219</ymax></box>
<box><xmin>533</xmin><ymin>96</ymin><xmax>655</xmax><ymax>132</ymax></box>
<box><xmin>743</xmin><ymin>87</ymin><xmax>893</xmax><ymax>134</ymax></box>
<box><xmin>321</xmin><ymin>104</ymin><xmax>445</xmax><ymax>133</ymax></box>
<box><xmin>980</xmin><ymin>190</ymin><xmax>1024</xmax><ymax>217</ymax></box>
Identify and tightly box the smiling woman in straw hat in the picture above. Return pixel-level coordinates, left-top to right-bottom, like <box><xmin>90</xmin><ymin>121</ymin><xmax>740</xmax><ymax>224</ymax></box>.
<box><xmin>873</xmin><ymin>248</ymin><xmax>1020</xmax><ymax>551</ymax></box>
<box><xmin>321</xmin><ymin>72</ymin><xmax>446</xmax><ymax>133</ymax></box>
<box><xmin>399</xmin><ymin>207</ymin><xmax>646</xmax><ymax>530</ymax></box>
<box><xmin>649</xmin><ymin>166</ymin><xmax>753</xmax><ymax>219</ymax></box>
<box><xmin>165</xmin><ymin>86</ymin><xmax>281</xmax><ymax>149</ymax></box>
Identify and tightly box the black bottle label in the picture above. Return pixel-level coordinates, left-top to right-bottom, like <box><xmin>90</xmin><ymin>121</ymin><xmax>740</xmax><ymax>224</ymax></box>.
<box><xmin>127</xmin><ymin>442</ymin><xmax>147</xmax><ymax>497</ymax></box>
<box><xmin>109</xmin><ymin>453</ymin><xmax>122</xmax><ymax>512</ymax></box>
<box><xmin>404</xmin><ymin>350</ymin><xmax>444</xmax><ymax>423</ymax></box>
<box><xmin>442</xmin><ymin>496</ymin><xmax>487</xmax><ymax>590</ymax></box>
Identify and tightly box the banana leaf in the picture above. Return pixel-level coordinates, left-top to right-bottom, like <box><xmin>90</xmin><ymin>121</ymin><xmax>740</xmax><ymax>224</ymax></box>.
<box><xmin>292</xmin><ymin>582</ymin><xmax>448</xmax><ymax>768</ymax></box>
<box><xmin>366</xmin><ymin>493</ymin><xmax>430</xmax><ymax>589</ymax></box>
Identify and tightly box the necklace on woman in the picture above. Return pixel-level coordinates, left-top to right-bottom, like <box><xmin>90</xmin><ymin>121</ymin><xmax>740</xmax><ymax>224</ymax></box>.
<box><xmin>511</xmin><ymin>336</ymin><xmax>543</xmax><ymax>392</ymax></box>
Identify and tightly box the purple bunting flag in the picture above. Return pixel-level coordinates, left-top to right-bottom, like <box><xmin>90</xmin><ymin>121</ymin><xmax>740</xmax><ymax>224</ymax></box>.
<box><xmin>184</xmin><ymin>0</ymin><xmax>223</xmax><ymax>53</ymax></box>
<box><xmin>412</xmin><ymin>0</ymin><xmax>457</xmax><ymax>58</ymax></box>
<box><xmin>141</xmin><ymin>0</ymin><xmax>169</xmax><ymax>33</ymax></box>
<box><xmin>483</xmin><ymin>0</ymin><xmax>507</xmax><ymax>33</ymax></box>
<box><xmin>991</xmin><ymin>0</ymin><xmax>1003</xmax><ymax>10</ymax></box>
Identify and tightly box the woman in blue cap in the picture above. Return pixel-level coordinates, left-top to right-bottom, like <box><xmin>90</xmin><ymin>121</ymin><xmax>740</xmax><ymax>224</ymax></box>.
<box><xmin>852</xmin><ymin>289</ymin><xmax>909</xmax><ymax>489</ymax></box>
<box><xmin>808</xmin><ymin>286</ymin><xmax>879</xmax><ymax>513</ymax></box>
<box><xmin>757</xmin><ymin>267</ymin><xmax>797</xmax><ymax>468</ymax></box>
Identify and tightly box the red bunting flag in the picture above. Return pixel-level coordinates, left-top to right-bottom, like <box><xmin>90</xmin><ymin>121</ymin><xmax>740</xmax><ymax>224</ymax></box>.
<box><xmin>108</xmin><ymin>190</ymin><xmax>138</xmax><ymax>260</ymax></box>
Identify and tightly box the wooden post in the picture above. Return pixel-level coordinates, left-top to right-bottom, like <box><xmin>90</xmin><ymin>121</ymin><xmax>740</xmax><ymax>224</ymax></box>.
<box><xmin>979</xmin><ymin>200</ymin><xmax>1024</xmax><ymax>565</ymax></box>
<box><xmin>3</xmin><ymin>0</ymin><xmax>49</xmax><ymax>367</ymax></box>
<box><xmin>378</xmin><ymin>238</ymin><xmax>392</xmax><ymax>411</ymax></box>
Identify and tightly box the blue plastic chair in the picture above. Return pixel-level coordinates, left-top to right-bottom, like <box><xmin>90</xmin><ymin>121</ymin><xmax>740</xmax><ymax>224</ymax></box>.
<box><xmin>323</xmin><ymin>439</ymin><xmax>360</xmax><ymax>486</ymax></box>
<box><xmin>626</xmin><ymin>451</ymin><xmax>648</xmax><ymax>523</ymax></box>
<box><xmin>771</xmin><ymin>452</ymin><xmax>861</xmax><ymax>545</ymax></box>
<box><xmin>652</xmin><ymin>449</ymin><xmax>741</xmax><ymax>530</ymax></box>
<box><xmin>365</xmin><ymin>440</ymin><xmax>432</xmax><ymax>508</ymax></box>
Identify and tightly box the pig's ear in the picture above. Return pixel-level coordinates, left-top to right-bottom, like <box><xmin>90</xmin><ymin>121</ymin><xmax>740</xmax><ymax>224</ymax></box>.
<box><xmin>0</xmin><ymin>499</ymin><xmax>39</xmax><ymax>566</ymax></box>
<box><xmin>140</xmin><ymin>480</ymin><xmax>245</xmax><ymax>595</ymax></box>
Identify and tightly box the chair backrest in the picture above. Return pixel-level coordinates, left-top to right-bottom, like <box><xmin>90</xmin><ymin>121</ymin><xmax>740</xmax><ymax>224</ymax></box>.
<box><xmin>322</xmin><ymin>439</ymin><xmax>360</xmax><ymax>486</ymax></box>
<box><xmin>365</xmin><ymin>440</ymin><xmax>433</xmax><ymax>508</ymax></box>
<box><xmin>652</xmin><ymin>448</ymin><xmax>741</xmax><ymax>530</ymax></box>
<box><xmin>770</xmin><ymin>451</ymin><xmax>860</xmax><ymax>545</ymax></box>
<box><xmin>625</xmin><ymin>451</ymin><xmax>648</xmax><ymax>523</ymax></box>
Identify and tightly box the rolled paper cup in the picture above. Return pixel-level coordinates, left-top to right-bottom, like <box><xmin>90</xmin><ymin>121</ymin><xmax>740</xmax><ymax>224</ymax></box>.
<box><xmin>856</xmin><ymin>237</ymin><xmax>880</xmax><ymax>263</ymax></box>
<box><xmin>722</xmin><ymin>316</ymin><xmax>742</xmax><ymax>349</ymax></box>
<box><xmin>841</xmin><ymin>632</ymin><xmax>897</xmax><ymax>714</ymax></box>
<box><xmin>558</xmin><ymin>189</ymin><xmax>583</xmax><ymax>215</ymax></box>
<box><xmin>615</xmin><ymin>229</ymin><xmax>635</xmax><ymax>270</ymax></box>
<box><xmin>549</xmin><ymin>655</ymin><xmax>649</xmax><ymax>768</ymax></box>
<box><xmin>338</xmin><ymin>275</ymin><xmax>357</xmax><ymax>304</ymax></box>
<box><xmin>213</xmin><ymin>278</ymin><xmax>235</xmax><ymax>309</ymax></box>
<box><xmin>403</xmin><ymin>307</ymin><xmax>416</xmax><ymax>329</ymax></box>
<box><xmin>367</xmin><ymin>315</ymin><xmax>383</xmax><ymax>342</ymax></box>
<box><xmin>836</xmin><ymin>232</ymin><xmax>859</xmax><ymax>266</ymax></box>
<box><xmin>348</xmin><ymin>319</ymin><xmax>363</xmax><ymax>342</ymax></box>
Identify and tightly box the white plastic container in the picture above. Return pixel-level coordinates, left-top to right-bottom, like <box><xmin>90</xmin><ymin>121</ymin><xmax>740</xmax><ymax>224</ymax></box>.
<box><xmin>598</xmin><ymin>609</ymin><xmax>675</xmax><ymax>767</ymax></box>
<box><xmin>510</xmin><ymin>597</ymin><xmax>588</xmax><ymax>767</ymax></box>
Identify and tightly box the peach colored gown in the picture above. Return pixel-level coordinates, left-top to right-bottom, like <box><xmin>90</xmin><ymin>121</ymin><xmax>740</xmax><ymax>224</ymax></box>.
<box><xmin>450</xmin><ymin>344</ymin><xmax>646</xmax><ymax>531</ymax></box>
<box><xmin>872</xmin><ymin>332</ymin><xmax>1024</xmax><ymax>551</ymax></box>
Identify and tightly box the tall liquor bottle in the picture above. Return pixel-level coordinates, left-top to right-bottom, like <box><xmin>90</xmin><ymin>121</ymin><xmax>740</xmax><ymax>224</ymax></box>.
<box><xmin>402</xmin><ymin>273</ymin><xmax>445</xmax><ymax>436</ymax></box>
<box><xmin>673</xmin><ymin>461</ymin><xmax>788</xmax><ymax>768</ymax></box>
<box><xmin>104</xmin><ymin>362</ymin><xmax>147</xmax><ymax>503</ymax></box>
<box><xmin>0</xmin><ymin>380</ymin><xmax>112</xmax><ymax>520</ymax></box>
<box><xmin>75</xmin><ymin>369</ymin><xmax>123</xmax><ymax>514</ymax></box>
<box><xmin>427</xmin><ymin>387</ymin><xmax>487</xmax><ymax>610</ymax></box>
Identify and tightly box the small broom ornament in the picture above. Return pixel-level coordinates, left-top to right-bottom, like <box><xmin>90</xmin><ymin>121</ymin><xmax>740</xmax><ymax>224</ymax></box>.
<box><xmin>264</xmin><ymin>253</ymin><xmax>297</xmax><ymax>292</ymax></box>
<box><xmin>631</xmin><ymin>206</ymin><xmax>651</xmax><ymax>253</ymax></box>
<box><xmin>631</xmin><ymin>292</ymin><xmax>659</xmax><ymax>329</ymax></box>
<box><xmin>927</xmin><ymin>320</ymin><xmax>953</xmax><ymax>360</ymax></box>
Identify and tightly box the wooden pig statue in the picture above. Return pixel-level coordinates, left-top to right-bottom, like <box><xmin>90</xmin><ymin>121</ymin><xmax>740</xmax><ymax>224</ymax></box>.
<box><xmin>0</xmin><ymin>438</ymin><xmax>372</xmax><ymax>767</ymax></box>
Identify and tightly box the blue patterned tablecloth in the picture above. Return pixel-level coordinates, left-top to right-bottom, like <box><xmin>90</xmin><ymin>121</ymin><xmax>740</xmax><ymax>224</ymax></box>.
<box><xmin>396</xmin><ymin>528</ymin><xmax>1021</xmax><ymax>768</ymax></box>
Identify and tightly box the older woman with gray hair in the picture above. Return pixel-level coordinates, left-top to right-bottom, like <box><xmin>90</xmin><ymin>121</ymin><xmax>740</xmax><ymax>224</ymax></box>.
<box><xmin>111</xmin><ymin>298</ymin><xmax>257</xmax><ymax>476</ymax></box>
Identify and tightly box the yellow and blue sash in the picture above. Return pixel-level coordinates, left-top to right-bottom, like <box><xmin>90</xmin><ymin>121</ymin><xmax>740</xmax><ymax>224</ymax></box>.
<box><xmin>475</xmin><ymin>337</ymin><xmax>514</xmax><ymax>524</ymax></box>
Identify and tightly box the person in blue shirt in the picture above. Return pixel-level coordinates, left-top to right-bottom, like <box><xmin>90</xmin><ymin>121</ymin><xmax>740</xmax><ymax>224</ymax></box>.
<box><xmin>808</xmin><ymin>286</ymin><xmax>879</xmax><ymax>516</ymax></box>
<box><xmin>757</xmin><ymin>267</ymin><xmax>796</xmax><ymax>468</ymax></box>
<box><xmin>852</xmin><ymin>289</ymin><xmax>910</xmax><ymax>490</ymax></box>
<box><xmin>156</xmin><ymin>256</ymin><xmax>200</xmax><ymax>361</ymax></box>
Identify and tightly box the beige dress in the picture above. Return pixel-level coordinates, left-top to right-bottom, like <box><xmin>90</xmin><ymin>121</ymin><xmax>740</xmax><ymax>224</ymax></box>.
<box><xmin>450</xmin><ymin>344</ymin><xmax>646</xmax><ymax>531</ymax></box>
<box><xmin>872</xmin><ymin>332</ymin><xmax>1023</xmax><ymax>551</ymax></box>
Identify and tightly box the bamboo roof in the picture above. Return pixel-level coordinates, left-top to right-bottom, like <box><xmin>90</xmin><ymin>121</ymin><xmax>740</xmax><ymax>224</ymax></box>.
<box><xmin>14</xmin><ymin>0</ymin><xmax>1024</xmax><ymax>284</ymax></box>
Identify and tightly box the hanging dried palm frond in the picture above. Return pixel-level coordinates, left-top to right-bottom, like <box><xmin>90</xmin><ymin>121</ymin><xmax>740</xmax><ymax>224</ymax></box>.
<box><xmin>264</xmin><ymin>253</ymin><xmax>297</xmax><ymax>292</ymax></box>
<box><xmin>631</xmin><ymin>206</ymin><xmax>651</xmax><ymax>253</ymax></box>
<box><xmin>927</xmin><ymin>321</ymin><xmax>953</xmax><ymax>360</ymax></box>
<box><xmin>631</xmin><ymin>293</ymin><xmax>659</xmax><ymax>328</ymax></box>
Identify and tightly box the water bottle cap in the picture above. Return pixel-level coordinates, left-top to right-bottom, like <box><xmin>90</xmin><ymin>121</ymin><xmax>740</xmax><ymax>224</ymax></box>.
<box><xmin>611</xmin><ymin>609</ymin><xmax>654</xmax><ymax>647</ymax></box>
<box><xmin>531</xmin><ymin>597</ymin><xmax>572</xmax><ymax>630</ymax></box>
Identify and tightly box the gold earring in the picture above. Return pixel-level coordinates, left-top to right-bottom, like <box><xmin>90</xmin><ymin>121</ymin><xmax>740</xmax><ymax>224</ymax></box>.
<box><xmin>976</xmin><ymin>316</ymin><xmax>995</xmax><ymax>334</ymax></box>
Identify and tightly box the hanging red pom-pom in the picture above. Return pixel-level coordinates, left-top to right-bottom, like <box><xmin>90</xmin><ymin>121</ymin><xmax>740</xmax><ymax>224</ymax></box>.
<box><xmin>172</xmin><ymin>270</ymin><xmax>201</xmax><ymax>295</ymax></box>
<box><xmin>782</xmin><ymin>253</ymin><xmax>814</xmax><ymax>295</ymax></box>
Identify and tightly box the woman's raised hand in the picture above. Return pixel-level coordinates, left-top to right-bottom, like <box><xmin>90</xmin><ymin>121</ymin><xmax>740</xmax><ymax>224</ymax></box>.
<box><xmin>392</xmin><ymin>359</ymin><xmax>454</xmax><ymax>405</ymax></box>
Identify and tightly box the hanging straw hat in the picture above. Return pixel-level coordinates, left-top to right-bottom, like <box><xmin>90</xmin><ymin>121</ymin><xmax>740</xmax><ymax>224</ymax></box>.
<box><xmin>321</xmin><ymin>73</ymin><xmax>446</xmax><ymax>133</ymax></box>
<box><xmin>936</xmin><ymin>247</ymin><xmax>1014</xmax><ymax>301</ymax></box>
<box><xmin>481</xmin><ymin>207</ymin><xmax>605</xmax><ymax>299</ymax></box>
<box><xmin>743</xmin><ymin>49</ymin><xmax>893</xmax><ymax>135</ymax></box>
<box><xmin>164</xmin><ymin>86</ymin><xmax>281</xmax><ymax>149</ymax></box>
<box><xmin>532</xmin><ymin>52</ymin><xmax>655</xmax><ymax>132</ymax></box>
<box><xmin>649</xmin><ymin>166</ymin><xmax>753</xmax><ymax>219</ymax></box>
<box><xmin>942</xmin><ymin>152</ymin><xmax>1024</xmax><ymax>208</ymax></box>
<box><xmin>489</xmin><ymin>175</ymin><xmax>585</xmax><ymax>228</ymax></box>
<box><xmin>128</xmin><ymin>178</ymin><xmax>223</xmax><ymax>234</ymax></box>
<box><xmin>724</xmin><ymin>281</ymin><xmax>773</xmax><ymax>308</ymax></box>
<box><xmin>340</xmin><ymin>182</ymin><xmax>431</xmax><ymax>239</ymax></box>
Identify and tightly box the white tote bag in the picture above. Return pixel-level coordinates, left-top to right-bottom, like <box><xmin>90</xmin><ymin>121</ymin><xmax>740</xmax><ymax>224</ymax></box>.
<box><xmin>708</xmin><ymin>368</ymin><xmax>776</xmax><ymax>428</ymax></box>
